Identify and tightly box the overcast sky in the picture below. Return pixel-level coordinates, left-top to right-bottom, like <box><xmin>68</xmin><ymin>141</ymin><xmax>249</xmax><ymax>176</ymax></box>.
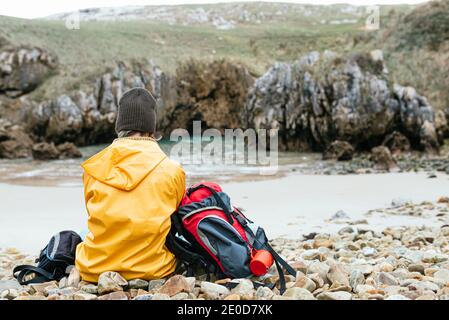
<box><xmin>1</xmin><ymin>0</ymin><xmax>429</xmax><ymax>19</ymax></box>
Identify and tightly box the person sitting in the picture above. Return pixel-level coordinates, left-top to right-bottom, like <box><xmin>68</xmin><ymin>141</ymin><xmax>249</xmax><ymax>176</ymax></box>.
<box><xmin>75</xmin><ymin>87</ymin><xmax>185</xmax><ymax>282</ymax></box>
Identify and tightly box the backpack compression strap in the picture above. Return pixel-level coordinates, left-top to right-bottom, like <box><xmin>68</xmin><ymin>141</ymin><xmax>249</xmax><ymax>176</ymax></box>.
<box><xmin>13</xmin><ymin>265</ymin><xmax>56</xmax><ymax>285</ymax></box>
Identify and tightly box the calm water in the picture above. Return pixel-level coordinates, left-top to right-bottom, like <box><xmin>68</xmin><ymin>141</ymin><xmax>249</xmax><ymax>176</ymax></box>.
<box><xmin>0</xmin><ymin>138</ymin><xmax>322</xmax><ymax>187</ymax></box>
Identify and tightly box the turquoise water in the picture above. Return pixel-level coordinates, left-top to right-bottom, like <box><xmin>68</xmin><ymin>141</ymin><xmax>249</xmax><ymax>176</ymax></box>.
<box><xmin>0</xmin><ymin>138</ymin><xmax>322</xmax><ymax>187</ymax></box>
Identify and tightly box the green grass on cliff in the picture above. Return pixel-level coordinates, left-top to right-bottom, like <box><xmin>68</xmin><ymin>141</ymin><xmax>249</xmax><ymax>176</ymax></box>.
<box><xmin>0</xmin><ymin>2</ymin><xmax>423</xmax><ymax>104</ymax></box>
<box><xmin>0</xmin><ymin>16</ymin><xmax>359</xmax><ymax>99</ymax></box>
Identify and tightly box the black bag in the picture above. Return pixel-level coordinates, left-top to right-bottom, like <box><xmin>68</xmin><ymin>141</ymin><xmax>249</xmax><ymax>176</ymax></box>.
<box><xmin>13</xmin><ymin>230</ymin><xmax>82</xmax><ymax>285</ymax></box>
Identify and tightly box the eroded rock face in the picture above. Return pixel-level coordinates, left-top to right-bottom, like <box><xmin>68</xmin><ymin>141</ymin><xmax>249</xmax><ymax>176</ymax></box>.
<box><xmin>1</xmin><ymin>51</ymin><xmax>443</xmax><ymax>157</ymax></box>
<box><xmin>47</xmin><ymin>95</ymin><xmax>84</xmax><ymax>143</ymax></box>
<box><xmin>23</xmin><ymin>59</ymin><xmax>252</xmax><ymax>145</ymax></box>
<box><xmin>23</xmin><ymin>60</ymin><xmax>168</xmax><ymax>145</ymax></box>
<box><xmin>244</xmin><ymin>50</ymin><xmax>440</xmax><ymax>152</ymax></box>
<box><xmin>393</xmin><ymin>84</ymin><xmax>439</xmax><ymax>153</ymax></box>
<box><xmin>160</xmin><ymin>59</ymin><xmax>253</xmax><ymax>135</ymax></box>
<box><xmin>370</xmin><ymin>146</ymin><xmax>398</xmax><ymax>172</ymax></box>
<box><xmin>323</xmin><ymin>140</ymin><xmax>354</xmax><ymax>161</ymax></box>
<box><xmin>435</xmin><ymin>109</ymin><xmax>449</xmax><ymax>141</ymax></box>
<box><xmin>382</xmin><ymin>131</ymin><xmax>411</xmax><ymax>155</ymax></box>
<box><xmin>31</xmin><ymin>142</ymin><xmax>82</xmax><ymax>160</ymax></box>
<box><xmin>31</xmin><ymin>142</ymin><xmax>60</xmax><ymax>160</ymax></box>
<box><xmin>57</xmin><ymin>142</ymin><xmax>82</xmax><ymax>159</ymax></box>
<box><xmin>21</xmin><ymin>97</ymin><xmax>83</xmax><ymax>144</ymax></box>
<box><xmin>0</xmin><ymin>46</ymin><xmax>57</xmax><ymax>97</ymax></box>
<box><xmin>0</xmin><ymin>119</ymin><xmax>33</xmax><ymax>159</ymax></box>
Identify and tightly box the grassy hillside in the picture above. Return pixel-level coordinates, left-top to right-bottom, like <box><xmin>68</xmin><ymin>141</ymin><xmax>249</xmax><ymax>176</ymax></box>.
<box><xmin>353</xmin><ymin>0</ymin><xmax>449</xmax><ymax>111</ymax></box>
<box><xmin>0</xmin><ymin>2</ymin><xmax>418</xmax><ymax>102</ymax></box>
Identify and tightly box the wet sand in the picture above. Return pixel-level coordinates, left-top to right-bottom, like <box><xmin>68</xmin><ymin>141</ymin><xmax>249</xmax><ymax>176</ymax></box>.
<box><xmin>0</xmin><ymin>171</ymin><xmax>448</xmax><ymax>254</ymax></box>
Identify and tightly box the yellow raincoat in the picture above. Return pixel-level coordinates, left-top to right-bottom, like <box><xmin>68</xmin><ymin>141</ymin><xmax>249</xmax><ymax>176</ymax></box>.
<box><xmin>75</xmin><ymin>137</ymin><xmax>185</xmax><ymax>282</ymax></box>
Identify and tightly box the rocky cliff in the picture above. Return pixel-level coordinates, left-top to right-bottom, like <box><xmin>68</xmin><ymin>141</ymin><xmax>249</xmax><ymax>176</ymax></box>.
<box><xmin>0</xmin><ymin>57</ymin><xmax>253</xmax><ymax>158</ymax></box>
<box><xmin>160</xmin><ymin>60</ymin><xmax>253</xmax><ymax>135</ymax></box>
<box><xmin>244</xmin><ymin>50</ymin><xmax>445</xmax><ymax>153</ymax></box>
<box><xmin>0</xmin><ymin>45</ymin><xmax>57</xmax><ymax>98</ymax></box>
<box><xmin>0</xmin><ymin>44</ymin><xmax>447</xmax><ymax>159</ymax></box>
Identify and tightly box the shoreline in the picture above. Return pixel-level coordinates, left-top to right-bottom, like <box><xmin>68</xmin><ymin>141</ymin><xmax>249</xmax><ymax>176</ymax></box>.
<box><xmin>1</xmin><ymin>171</ymin><xmax>448</xmax><ymax>254</ymax></box>
<box><xmin>1</xmin><ymin>145</ymin><xmax>448</xmax><ymax>188</ymax></box>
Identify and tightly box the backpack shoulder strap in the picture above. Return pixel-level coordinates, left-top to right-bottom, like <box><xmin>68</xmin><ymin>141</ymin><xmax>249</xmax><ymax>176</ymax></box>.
<box><xmin>265</xmin><ymin>243</ymin><xmax>297</xmax><ymax>295</ymax></box>
<box><xmin>265</xmin><ymin>243</ymin><xmax>297</xmax><ymax>277</ymax></box>
<box><xmin>166</xmin><ymin>232</ymin><xmax>217</xmax><ymax>277</ymax></box>
<box><xmin>166</xmin><ymin>233</ymin><xmax>201</xmax><ymax>265</ymax></box>
<box><xmin>166</xmin><ymin>214</ymin><xmax>210</xmax><ymax>269</ymax></box>
<box><xmin>13</xmin><ymin>265</ymin><xmax>55</xmax><ymax>285</ymax></box>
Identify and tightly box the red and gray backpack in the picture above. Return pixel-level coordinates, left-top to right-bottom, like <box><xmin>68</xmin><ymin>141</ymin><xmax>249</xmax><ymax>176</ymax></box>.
<box><xmin>166</xmin><ymin>182</ymin><xmax>296</xmax><ymax>293</ymax></box>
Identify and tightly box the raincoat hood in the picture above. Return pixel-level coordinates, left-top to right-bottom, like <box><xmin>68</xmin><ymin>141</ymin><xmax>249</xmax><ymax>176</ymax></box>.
<box><xmin>82</xmin><ymin>138</ymin><xmax>166</xmax><ymax>191</ymax></box>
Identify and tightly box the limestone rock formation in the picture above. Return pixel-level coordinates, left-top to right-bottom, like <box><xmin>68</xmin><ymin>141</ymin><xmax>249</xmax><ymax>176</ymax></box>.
<box><xmin>31</xmin><ymin>142</ymin><xmax>82</xmax><ymax>160</ymax></box>
<box><xmin>0</xmin><ymin>46</ymin><xmax>57</xmax><ymax>97</ymax></box>
<box><xmin>323</xmin><ymin>140</ymin><xmax>354</xmax><ymax>161</ymax></box>
<box><xmin>31</xmin><ymin>142</ymin><xmax>61</xmax><ymax>160</ymax></box>
<box><xmin>0</xmin><ymin>119</ymin><xmax>33</xmax><ymax>159</ymax></box>
<box><xmin>393</xmin><ymin>84</ymin><xmax>439</xmax><ymax>153</ymax></box>
<box><xmin>382</xmin><ymin>131</ymin><xmax>411</xmax><ymax>155</ymax></box>
<box><xmin>22</xmin><ymin>60</ymin><xmax>169</xmax><ymax>145</ymax></box>
<box><xmin>370</xmin><ymin>146</ymin><xmax>398</xmax><ymax>172</ymax></box>
<box><xmin>160</xmin><ymin>59</ymin><xmax>253</xmax><ymax>135</ymax></box>
<box><xmin>0</xmin><ymin>49</ymin><xmax>444</xmax><ymax>159</ymax></box>
<box><xmin>435</xmin><ymin>109</ymin><xmax>449</xmax><ymax>142</ymax></box>
<box><xmin>57</xmin><ymin>142</ymin><xmax>83</xmax><ymax>159</ymax></box>
<box><xmin>244</xmin><ymin>50</ymin><xmax>441</xmax><ymax>153</ymax></box>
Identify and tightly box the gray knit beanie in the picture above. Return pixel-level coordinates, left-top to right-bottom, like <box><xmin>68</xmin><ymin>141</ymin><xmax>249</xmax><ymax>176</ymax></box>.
<box><xmin>115</xmin><ymin>87</ymin><xmax>157</xmax><ymax>135</ymax></box>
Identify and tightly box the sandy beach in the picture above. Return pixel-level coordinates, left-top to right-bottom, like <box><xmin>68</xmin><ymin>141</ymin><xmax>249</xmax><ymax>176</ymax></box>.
<box><xmin>1</xmin><ymin>171</ymin><xmax>448</xmax><ymax>254</ymax></box>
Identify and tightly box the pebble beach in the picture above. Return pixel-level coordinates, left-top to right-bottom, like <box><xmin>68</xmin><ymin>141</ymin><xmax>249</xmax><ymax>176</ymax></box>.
<box><xmin>1</xmin><ymin>197</ymin><xmax>449</xmax><ymax>300</ymax></box>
